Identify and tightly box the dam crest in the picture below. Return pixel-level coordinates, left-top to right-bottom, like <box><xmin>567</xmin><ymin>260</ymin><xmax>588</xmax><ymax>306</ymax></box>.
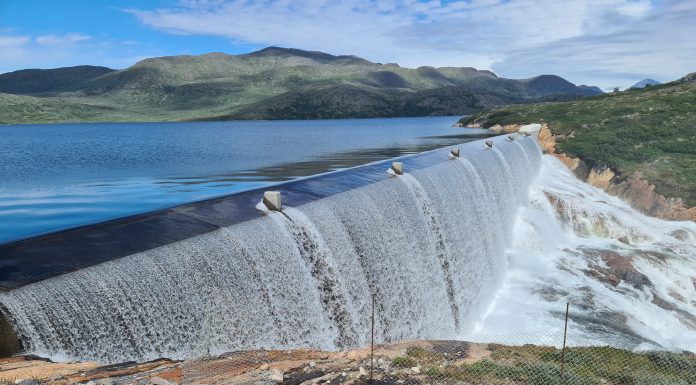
<box><xmin>0</xmin><ymin>134</ymin><xmax>543</xmax><ymax>363</ymax></box>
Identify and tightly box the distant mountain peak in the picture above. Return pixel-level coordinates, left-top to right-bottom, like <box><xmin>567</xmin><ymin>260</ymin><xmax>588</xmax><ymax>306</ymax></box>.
<box><xmin>630</xmin><ymin>78</ymin><xmax>661</xmax><ymax>89</ymax></box>
<box><xmin>245</xmin><ymin>46</ymin><xmax>374</xmax><ymax>65</ymax></box>
<box><xmin>0</xmin><ymin>65</ymin><xmax>115</xmax><ymax>94</ymax></box>
<box><xmin>521</xmin><ymin>74</ymin><xmax>603</xmax><ymax>97</ymax></box>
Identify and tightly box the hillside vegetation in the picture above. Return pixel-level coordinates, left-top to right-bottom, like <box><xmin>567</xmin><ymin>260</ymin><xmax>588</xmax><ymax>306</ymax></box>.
<box><xmin>460</xmin><ymin>78</ymin><xmax>696</xmax><ymax>206</ymax></box>
<box><xmin>0</xmin><ymin>47</ymin><xmax>601</xmax><ymax>124</ymax></box>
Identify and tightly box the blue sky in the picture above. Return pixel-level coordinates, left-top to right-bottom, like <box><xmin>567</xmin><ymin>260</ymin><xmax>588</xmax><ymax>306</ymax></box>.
<box><xmin>1</xmin><ymin>0</ymin><xmax>694</xmax><ymax>89</ymax></box>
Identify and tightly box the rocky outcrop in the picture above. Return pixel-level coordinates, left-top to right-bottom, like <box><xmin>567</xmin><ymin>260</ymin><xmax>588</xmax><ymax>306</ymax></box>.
<box><xmin>0</xmin><ymin>306</ymin><xmax>21</xmax><ymax>357</ymax></box>
<box><xmin>473</xmin><ymin>122</ymin><xmax>696</xmax><ymax>221</ymax></box>
<box><xmin>606</xmin><ymin>172</ymin><xmax>696</xmax><ymax>221</ymax></box>
<box><xmin>587</xmin><ymin>168</ymin><xmax>615</xmax><ymax>190</ymax></box>
<box><xmin>681</xmin><ymin>72</ymin><xmax>696</xmax><ymax>82</ymax></box>
<box><xmin>582</xmin><ymin>248</ymin><xmax>652</xmax><ymax>290</ymax></box>
<box><xmin>488</xmin><ymin>124</ymin><xmax>521</xmax><ymax>134</ymax></box>
<box><xmin>1</xmin><ymin>341</ymin><xmax>486</xmax><ymax>385</ymax></box>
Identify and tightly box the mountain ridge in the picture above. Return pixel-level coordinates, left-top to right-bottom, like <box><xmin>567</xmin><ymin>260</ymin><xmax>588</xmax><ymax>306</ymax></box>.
<box><xmin>0</xmin><ymin>46</ymin><xmax>603</xmax><ymax>123</ymax></box>
<box><xmin>629</xmin><ymin>78</ymin><xmax>661</xmax><ymax>89</ymax></box>
<box><xmin>458</xmin><ymin>75</ymin><xmax>696</xmax><ymax>215</ymax></box>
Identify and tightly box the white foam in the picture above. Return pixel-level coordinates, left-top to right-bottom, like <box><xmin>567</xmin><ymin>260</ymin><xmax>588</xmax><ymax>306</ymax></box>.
<box><xmin>474</xmin><ymin>155</ymin><xmax>696</xmax><ymax>351</ymax></box>
<box><xmin>0</xmin><ymin>138</ymin><xmax>542</xmax><ymax>363</ymax></box>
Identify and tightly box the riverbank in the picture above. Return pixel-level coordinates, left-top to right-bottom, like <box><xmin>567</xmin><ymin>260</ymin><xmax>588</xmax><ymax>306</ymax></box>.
<box><xmin>460</xmin><ymin>121</ymin><xmax>696</xmax><ymax>222</ymax></box>
<box><xmin>458</xmin><ymin>76</ymin><xmax>696</xmax><ymax>222</ymax></box>
<box><xmin>3</xmin><ymin>340</ymin><xmax>694</xmax><ymax>385</ymax></box>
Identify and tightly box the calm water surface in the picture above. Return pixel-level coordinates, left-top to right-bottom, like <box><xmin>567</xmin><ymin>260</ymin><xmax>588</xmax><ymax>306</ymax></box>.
<box><xmin>0</xmin><ymin>116</ymin><xmax>490</xmax><ymax>243</ymax></box>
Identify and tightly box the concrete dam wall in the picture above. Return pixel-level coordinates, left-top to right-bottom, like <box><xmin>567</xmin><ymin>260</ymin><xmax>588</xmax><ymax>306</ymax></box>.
<box><xmin>0</xmin><ymin>134</ymin><xmax>542</xmax><ymax>363</ymax></box>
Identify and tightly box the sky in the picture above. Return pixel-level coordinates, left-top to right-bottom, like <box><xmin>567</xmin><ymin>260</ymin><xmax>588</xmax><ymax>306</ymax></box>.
<box><xmin>0</xmin><ymin>0</ymin><xmax>694</xmax><ymax>90</ymax></box>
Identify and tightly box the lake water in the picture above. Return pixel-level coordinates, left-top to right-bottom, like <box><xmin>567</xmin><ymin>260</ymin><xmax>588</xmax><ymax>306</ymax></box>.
<box><xmin>0</xmin><ymin>116</ymin><xmax>490</xmax><ymax>244</ymax></box>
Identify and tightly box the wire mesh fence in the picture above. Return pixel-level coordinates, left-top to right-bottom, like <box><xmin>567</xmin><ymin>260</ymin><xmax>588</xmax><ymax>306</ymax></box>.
<box><xmin>175</xmin><ymin>302</ymin><xmax>696</xmax><ymax>384</ymax></box>
<box><xmin>2</xmin><ymin>303</ymin><xmax>695</xmax><ymax>385</ymax></box>
<box><xmin>179</xmin><ymin>338</ymin><xmax>696</xmax><ymax>385</ymax></box>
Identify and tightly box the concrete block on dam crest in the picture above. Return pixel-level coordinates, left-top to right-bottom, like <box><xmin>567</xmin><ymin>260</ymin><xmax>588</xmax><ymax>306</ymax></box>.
<box><xmin>263</xmin><ymin>191</ymin><xmax>282</xmax><ymax>211</ymax></box>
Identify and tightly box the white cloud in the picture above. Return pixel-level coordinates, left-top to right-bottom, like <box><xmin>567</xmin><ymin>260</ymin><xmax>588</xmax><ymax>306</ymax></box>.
<box><xmin>126</xmin><ymin>0</ymin><xmax>695</xmax><ymax>88</ymax></box>
<box><xmin>0</xmin><ymin>33</ymin><xmax>135</xmax><ymax>74</ymax></box>
<box><xmin>0</xmin><ymin>35</ymin><xmax>29</xmax><ymax>46</ymax></box>
<box><xmin>36</xmin><ymin>33</ymin><xmax>91</xmax><ymax>45</ymax></box>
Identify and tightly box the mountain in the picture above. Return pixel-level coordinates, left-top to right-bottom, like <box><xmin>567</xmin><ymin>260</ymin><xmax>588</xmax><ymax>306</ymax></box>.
<box><xmin>0</xmin><ymin>65</ymin><xmax>115</xmax><ymax>94</ymax></box>
<box><xmin>0</xmin><ymin>47</ymin><xmax>602</xmax><ymax>124</ymax></box>
<box><xmin>629</xmin><ymin>78</ymin><xmax>661</xmax><ymax>89</ymax></box>
<box><xmin>459</xmin><ymin>75</ymin><xmax>696</xmax><ymax>212</ymax></box>
<box><xmin>520</xmin><ymin>75</ymin><xmax>602</xmax><ymax>96</ymax></box>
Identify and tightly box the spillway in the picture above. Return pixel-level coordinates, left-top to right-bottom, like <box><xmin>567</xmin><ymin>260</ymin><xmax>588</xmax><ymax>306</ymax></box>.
<box><xmin>0</xmin><ymin>134</ymin><xmax>543</xmax><ymax>363</ymax></box>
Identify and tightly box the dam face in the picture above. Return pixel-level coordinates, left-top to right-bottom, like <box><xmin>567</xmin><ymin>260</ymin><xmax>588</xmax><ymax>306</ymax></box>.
<box><xmin>0</xmin><ymin>135</ymin><xmax>542</xmax><ymax>363</ymax></box>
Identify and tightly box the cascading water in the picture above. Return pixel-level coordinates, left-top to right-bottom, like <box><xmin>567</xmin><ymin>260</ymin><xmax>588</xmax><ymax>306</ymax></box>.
<box><xmin>474</xmin><ymin>155</ymin><xmax>696</xmax><ymax>351</ymax></box>
<box><xmin>0</xmin><ymin>136</ymin><xmax>542</xmax><ymax>363</ymax></box>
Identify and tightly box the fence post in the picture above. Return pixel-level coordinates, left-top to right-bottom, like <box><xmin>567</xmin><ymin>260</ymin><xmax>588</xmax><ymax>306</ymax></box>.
<box><xmin>561</xmin><ymin>302</ymin><xmax>569</xmax><ymax>385</ymax></box>
<box><xmin>370</xmin><ymin>295</ymin><xmax>375</xmax><ymax>383</ymax></box>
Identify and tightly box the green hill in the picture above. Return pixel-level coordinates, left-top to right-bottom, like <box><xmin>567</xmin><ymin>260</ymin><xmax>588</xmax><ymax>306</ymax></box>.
<box><xmin>0</xmin><ymin>47</ymin><xmax>601</xmax><ymax>124</ymax></box>
<box><xmin>0</xmin><ymin>65</ymin><xmax>115</xmax><ymax>95</ymax></box>
<box><xmin>459</xmin><ymin>77</ymin><xmax>696</xmax><ymax>207</ymax></box>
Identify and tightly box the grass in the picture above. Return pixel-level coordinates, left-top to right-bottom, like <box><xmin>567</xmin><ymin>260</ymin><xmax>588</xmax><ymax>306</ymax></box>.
<box><xmin>405</xmin><ymin>344</ymin><xmax>696</xmax><ymax>385</ymax></box>
<box><xmin>460</xmin><ymin>81</ymin><xmax>696</xmax><ymax>206</ymax></box>
<box><xmin>1</xmin><ymin>49</ymin><xmax>598</xmax><ymax>124</ymax></box>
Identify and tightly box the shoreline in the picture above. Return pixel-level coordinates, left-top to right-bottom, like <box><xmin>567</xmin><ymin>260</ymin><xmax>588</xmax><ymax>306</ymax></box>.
<box><xmin>462</xmin><ymin>122</ymin><xmax>696</xmax><ymax>222</ymax></box>
<box><xmin>4</xmin><ymin>340</ymin><xmax>694</xmax><ymax>385</ymax></box>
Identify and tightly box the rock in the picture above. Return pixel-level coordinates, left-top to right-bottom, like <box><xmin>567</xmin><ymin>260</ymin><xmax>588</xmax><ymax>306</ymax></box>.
<box><xmin>669</xmin><ymin>229</ymin><xmax>691</xmax><ymax>242</ymax></box>
<box><xmin>358</xmin><ymin>367</ymin><xmax>367</xmax><ymax>377</ymax></box>
<box><xmin>411</xmin><ymin>366</ymin><xmax>421</xmax><ymax>374</ymax></box>
<box><xmin>605</xmin><ymin>171</ymin><xmax>696</xmax><ymax>221</ymax></box>
<box><xmin>149</xmin><ymin>376</ymin><xmax>175</xmax><ymax>385</ymax></box>
<box><xmin>617</xmin><ymin>236</ymin><xmax>630</xmax><ymax>244</ymax></box>
<box><xmin>681</xmin><ymin>72</ymin><xmax>696</xmax><ymax>82</ymax></box>
<box><xmin>587</xmin><ymin>167</ymin><xmax>615</xmax><ymax>190</ymax></box>
<box><xmin>584</xmin><ymin>249</ymin><xmax>652</xmax><ymax>289</ymax></box>
<box><xmin>309</xmin><ymin>361</ymin><xmax>316</xmax><ymax>368</ymax></box>
<box><xmin>0</xmin><ymin>308</ymin><xmax>21</xmax><ymax>357</ymax></box>
<box><xmin>519</xmin><ymin>123</ymin><xmax>542</xmax><ymax>135</ymax></box>
<box><xmin>341</xmin><ymin>371</ymin><xmax>347</xmax><ymax>377</ymax></box>
<box><xmin>22</xmin><ymin>380</ymin><xmax>40</xmax><ymax>385</ymax></box>
<box><xmin>49</xmin><ymin>375</ymin><xmax>66</xmax><ymax>382</ymax></box>
<box><xmin>269</xmin><ymin>368</ymin><xmax>284</xmax><ymax>382</ymax></box>
<box><xmin>536</xmin><ymin>122</ymin><xmax>696</xmax><ymax>222</ymax></box>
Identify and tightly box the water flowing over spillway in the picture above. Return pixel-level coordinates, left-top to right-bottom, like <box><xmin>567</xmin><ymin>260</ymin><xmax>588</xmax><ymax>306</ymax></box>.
<box><xmin>3</xmin><ymin>135</ymin><xmax>695</xmax><ymax>364</ymax></box>
<box><xmin>474</xmin><ymin>155</ymin><xmax>696</xmax><ymax>351</ymax></box>
<box><xmin>0</xmin><ymin>136</ymin><xmax>543</xmax><ymax>363</ymax></box>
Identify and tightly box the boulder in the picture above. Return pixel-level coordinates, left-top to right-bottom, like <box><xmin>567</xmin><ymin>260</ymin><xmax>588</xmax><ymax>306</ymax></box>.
<box><xmin>0</xmin><ymin>307</ymin><xmax>21</xmax><ymax>357</ymax></box>
<box><xmin>587</xmin><ymin>167</ymin><xmax>615</xmax><ymax>190</ymax></box>
<box><xmin>518</xmin><ymin>123</ymin><xmax>542</xmax><ymax>135</ymax></box>
<box><xmin>681</xmin><ymin>72</ymin><xmax>696</xmax><ymax>82</ymax></box>
<box><xmin>269</xmin><ymin>368</ymin><xmax>284</xmax><ymax>382</ymax></box>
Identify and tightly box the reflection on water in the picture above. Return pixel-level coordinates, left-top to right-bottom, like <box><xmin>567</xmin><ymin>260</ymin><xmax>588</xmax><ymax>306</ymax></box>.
<box><xmin>0</xmin><ymin>117</ymin><xmax>491</xmax><ymax>243</ymax></box>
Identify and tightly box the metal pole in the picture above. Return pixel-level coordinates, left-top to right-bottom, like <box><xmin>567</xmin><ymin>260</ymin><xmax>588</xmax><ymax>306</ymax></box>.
<box><xmin>561</xmin><ymin>302</ymin><xmax>569</xmax><ymax>385</ymax></box>
<box><xmin>370</xmin><ymin>295</ymin><xmax>375</xmax><ymax>383</ymax></box>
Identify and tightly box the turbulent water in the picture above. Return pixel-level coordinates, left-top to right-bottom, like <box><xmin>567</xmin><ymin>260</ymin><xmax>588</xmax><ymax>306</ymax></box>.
<box><xmin>2</xmin><ymin>136</ymin><xmax>695</xmax><ymax>363</ymax></box>
<box><xmin>0</xmin><ymin>137</ymin><xmax>539</xmax><ymax>363</ymax></box>
<box><xmin>474</xmin><ymin>155</ymin><xmax>696</xmax><ymax>351</ymax></box>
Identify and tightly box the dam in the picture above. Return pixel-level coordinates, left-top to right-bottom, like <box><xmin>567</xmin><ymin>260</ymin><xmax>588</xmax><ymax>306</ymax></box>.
<box><xmin>0</xmin><ymin>134</ymin><xmax>543</xmax><ymax>363</ymax></box>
